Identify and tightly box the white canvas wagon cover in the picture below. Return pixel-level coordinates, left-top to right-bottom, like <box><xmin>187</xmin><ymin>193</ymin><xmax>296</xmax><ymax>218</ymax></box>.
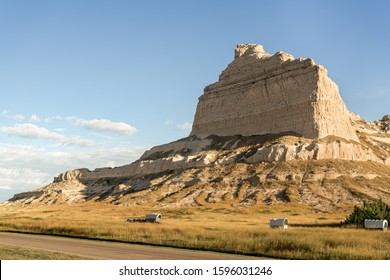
<box><xmin>364</xmin><ymin>219</ymin><xmax>388</xmax><ymax>229</ymax></box>
<box><xmin>270</xmin><ymin>218</ymin><xmax>288</xmax><ymax>229</ymax></box>
<box><xmin>146</xmin><ymin>213</ymin><xmax>162</xmax><ymax>221</ymax></box>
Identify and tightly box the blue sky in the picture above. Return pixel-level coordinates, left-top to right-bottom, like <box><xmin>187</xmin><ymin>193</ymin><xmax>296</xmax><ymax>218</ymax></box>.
<box><xmin>1</xmin><ymin>0</ymin><xmax>390</xmax><ymax>201</ymax></box>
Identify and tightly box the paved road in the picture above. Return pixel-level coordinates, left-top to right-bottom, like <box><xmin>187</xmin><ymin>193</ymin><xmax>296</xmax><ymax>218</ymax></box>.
<box><xmin>0</xmin><ymin>232</ymin><xmax>269</xmax><ymax>260</ymax></box>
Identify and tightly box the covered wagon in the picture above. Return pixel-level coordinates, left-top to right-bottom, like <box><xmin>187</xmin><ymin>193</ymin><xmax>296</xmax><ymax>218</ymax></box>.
<box><xmin>270</xmin><ymin>218</ymin><xmax>288</xmax><ymax>229</ymax></box>
<box><xmin>127</xmin><ymin>213</ymin><xmax>162</xmax><ymax>223</ymax></box>
<box><xmin>364</xmin><ymin>219</ymin><xmax>388</xmax><ymax>231</ymax></box>
<box><xmin>146</xmin><ymin>213</ymin><xmax>162</xmax><ymax>223</ymax></box>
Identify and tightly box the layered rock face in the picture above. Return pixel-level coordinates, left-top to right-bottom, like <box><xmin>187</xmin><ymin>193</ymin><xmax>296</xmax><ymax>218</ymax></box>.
<box><xmin>50</xmin><ymin>128</ymin><xmax>389</xmax><ymax>185</ymax></box>
<box><xmin>191</xmin><ymin>44</ymin><xmax>359</xmax><ymax>142</ymax></box>
<box><xmin>7</xmin><ymin>159</ymin><xmax>390</xmax><ymax>212</ymax></box>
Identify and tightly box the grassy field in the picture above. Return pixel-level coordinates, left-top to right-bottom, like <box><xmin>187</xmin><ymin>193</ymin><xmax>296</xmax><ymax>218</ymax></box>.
<box><xmin>0</xmin><ymin>202</ymin><xmax>389</xmax><ymax>259</ymax></box>
<box><xmin>0</xmin><ymin>243</ymin><xmax>91</xmax><ymax>260</ymax></box>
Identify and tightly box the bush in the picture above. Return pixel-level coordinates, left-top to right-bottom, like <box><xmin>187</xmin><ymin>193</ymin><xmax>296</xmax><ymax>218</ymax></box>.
<box><xmin>343</xmin><ymin>199</ymin><xmax>390</xmax><ymax>227</ymax></box>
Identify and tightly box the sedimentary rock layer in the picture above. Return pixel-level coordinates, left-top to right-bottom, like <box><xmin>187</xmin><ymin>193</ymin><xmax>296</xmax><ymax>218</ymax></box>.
<box><xmin>8</xmin><ymin>159</ymin><xmax>390</xmax><ymax>212</ymax></box>
<box><xmin>51</xmin><ymin>131</ymin><xmax>389</xmax><ymax>183</ymax></box>
<box><xmin>190</xmin><ymin>44</ymin><xmax>359</xmax><ymax>142</ymax></box>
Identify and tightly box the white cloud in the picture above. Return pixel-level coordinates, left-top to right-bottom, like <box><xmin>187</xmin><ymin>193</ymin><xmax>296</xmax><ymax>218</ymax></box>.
<box><xmin>1</xmin><ymin>113</ymin><xmax>137</xmax><ymax>136</ymax></box>
<box><xmin>1</xmin><ymin>110</ymin><xmax>25</xmax><ymax>122</ymax></box>
<box><xmin>0</xmin><ymin>123</ymin><xmax>64</xmax><ymax>140</ymax></box>
<box><xmin>164</xmin><ymin>120</ymin><xmax>173</xmax><ymax>125</ymax></box>
<box><xmin>13</xmin><ymin>114</ymin><xmax>25</xmax><ymax>122</ymax></box>
<box><xmin>74</xmin><ymin>118</ymin><xmax>137</xmax><ymax>135</ymax></box>
<box><xmin>64</xmin><ymin>116</ymin><xmax>76</xmax><ymax>121</ymax></box>
<box><xmin>177</xmin><ymin>122</ymin><xmax>192</xmax><ymax>131</ymax></box>
<box><xmin>29</xmin><ymin>114</ymin><xmax>40</xmax><ymax>122</ymax></box>
<box><xmin>0</xmin><ymin>113</ymin><xmax>142</xmax><ymax>201</ymax></box>
<box><xmin>0</xmin><ymin>123</ymin><xmax>95</xmax><ymax>147</ymax></box>
<box><xmin>0</xmin><ymin>167</ymin><xmax>49</xmax><ymax>202</ymax></box>
<box><xmin>62</xmin><ymin>137</ymin><xmax>95</xmax><ymax>147</ymax></box>
<box><xmin>0</xmin><ymin>143</ymin><xmax>147</xmax><ymax>201</ymax></box>
<box><xmin>0</xmin><ymin>167</ymin><xmax>51</xmax><ymax>192</ymax></box>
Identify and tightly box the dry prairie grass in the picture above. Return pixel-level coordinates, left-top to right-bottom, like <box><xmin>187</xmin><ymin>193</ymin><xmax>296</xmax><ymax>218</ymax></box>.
<box><xmin>0</xmin><ymin>244</ymin><xmax>91</xmax><ymax>260</ymax></box>
<box><xmin>1</xmin><ymin>202</ymin><xmax>389</xmax><ymax>259</ymax></box>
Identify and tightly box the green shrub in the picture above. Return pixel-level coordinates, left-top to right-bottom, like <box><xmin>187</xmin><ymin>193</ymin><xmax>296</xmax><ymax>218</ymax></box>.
<box><xmin>343</xmin><ymin>199</ymin><xmax>390</xmax><ymax>227</ymax></box>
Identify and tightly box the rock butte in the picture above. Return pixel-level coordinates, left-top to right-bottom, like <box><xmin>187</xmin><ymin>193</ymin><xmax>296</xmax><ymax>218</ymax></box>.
<box><xmin>4</xmin><ymin>44</ymin><xmax>390</xmax><ymax>209</ymax></box>
<box><xmin>191</xmin><ymin>44</ymin><xmax>359</xmax><ymax>142</ymax></box>
<box><xmin>51</xmin><ymin>43</ymin><xmax>388</xmax><ymax>182</ymax></box>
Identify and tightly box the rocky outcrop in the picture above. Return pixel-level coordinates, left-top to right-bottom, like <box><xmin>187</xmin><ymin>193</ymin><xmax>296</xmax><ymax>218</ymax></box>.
<box><xmin>191</xmin><ymin>44</ymin><xmax>359</xmax><ymax>142</ymax></box>
<box><xmin>50</xmin><ymin>130</ymin><xmax>389</xmax><ymax>184</ymax></box>
<box><xmin>378</xmin><ymin>115</ymin><xmax>390</xmax><ymax>132</ymax></box>
<box><xmin>48</xmin><ymin>41</ymin><xmax>389</xmax><ymax>185</ymax></box>
<box><xmin>6</xmin><ymin>159</ymin><xmax>390</xmax><ymax>212</ymax></box>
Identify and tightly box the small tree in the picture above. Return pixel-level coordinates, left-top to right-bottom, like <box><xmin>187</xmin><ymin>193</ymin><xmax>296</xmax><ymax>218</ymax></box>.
<box><xmin>343</xmin><ymin>199</ymin><xmax>390</xmax><ymax>227</ymax></box>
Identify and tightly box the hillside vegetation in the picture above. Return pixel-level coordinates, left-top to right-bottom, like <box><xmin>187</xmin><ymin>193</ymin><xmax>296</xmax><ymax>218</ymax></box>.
<box><xmin>1</xmin><ymin>203</ymin><xmax>389</xmax><ymax>259</ymax></box>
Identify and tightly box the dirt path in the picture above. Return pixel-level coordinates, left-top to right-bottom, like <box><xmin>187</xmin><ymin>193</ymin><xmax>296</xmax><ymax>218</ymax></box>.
<box><xmin>0</xmin><ymin>232</ymin><xmax>269</xmax><ymax>260</ymax></box>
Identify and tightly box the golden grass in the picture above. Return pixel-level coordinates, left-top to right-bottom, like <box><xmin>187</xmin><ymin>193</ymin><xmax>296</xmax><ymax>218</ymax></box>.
<box><xmin>1</xmin><ymin>202</ymin><xmax>389</xmax><ymax>259</ymax></box>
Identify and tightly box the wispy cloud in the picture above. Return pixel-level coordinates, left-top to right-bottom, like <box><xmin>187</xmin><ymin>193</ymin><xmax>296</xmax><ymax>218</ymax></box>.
<box><xmin>62</xmin><ymin>137</ymin><xmax>95</xmax><ymax>147</ymax></box>
<box><xmin>0</xmin><ymin>143</ymin><xmax>147</xmax><ymax>200</ymax></box>
<box><xmin>0</xmin><ymin>123</ymin><xmax>64</xmax><ymax>140</ymax></box>
<box><xmin>0</xmin><ymin>123</ymin><xmax>95</xmax><ymax>147</ymax></box>
<box><xmin>177</xmin><ymin>122</ymin><xmax>192</xmax><ymax>131</ymax></box>
<box><xmin>1</xmin><ymin>110</ymin><xmax>25</xmax><ymax>122</ymax></box>
<box><xmin>74</xmin><ymin>118</ymin><xmax>137</xmax><ymax>135</ymax></box>
<box><xmin>0</xmin><ymin>167</ymin><xmax>50</xmax><ymax>191</ymax></box>
<box><xmin>0</xmin><ymin>113</ymin><xmax>142</xmax><ymax>201</ymax></box>
<box><xmin>29</xmin><ymin>114</ymin><xmax>40</xmax><ymax>122</ymax></box>
<box><xmin>1</xmin><ymin>112</ymin><xmax>138</xmax><ymax>136</ymax></box>
<box><xmin>0</xmin><ymin>144</ymin><xmax>147</xmax><ymax>172</ymax></box>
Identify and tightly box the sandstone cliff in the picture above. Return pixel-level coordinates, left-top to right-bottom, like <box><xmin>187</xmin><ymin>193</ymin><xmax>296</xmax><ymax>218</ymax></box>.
<box><xmin>191</xmin><ymin>44</ymin><xmax>358</xmax><ymax>142</ymax></box>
